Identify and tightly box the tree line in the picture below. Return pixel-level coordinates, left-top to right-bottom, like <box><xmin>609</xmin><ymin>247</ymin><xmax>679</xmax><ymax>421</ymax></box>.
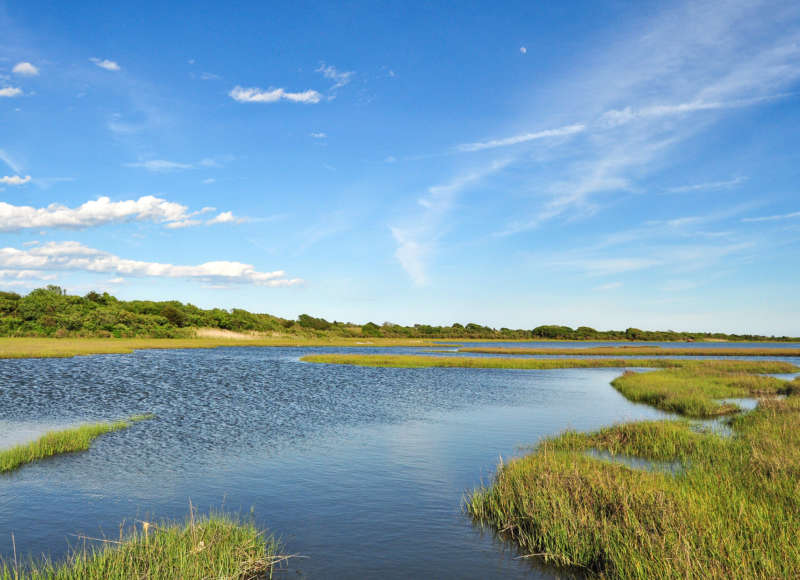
<box><xmin>0</xmin><ymin>286</ymin><xmax>795</xmax><ymax>342</ymax></box>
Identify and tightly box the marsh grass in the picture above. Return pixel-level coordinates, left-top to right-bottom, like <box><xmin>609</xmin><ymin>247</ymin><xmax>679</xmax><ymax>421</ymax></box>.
<box><xmin>0</xmin><ymin>337</ymin><xmax>444</xmax><ymax>359</ymax></box>
<box><xmin>611</xmin><ymin>367</ymin><xmax>791</xmax><ymax>417</ymax></box>
<box><xmin>459</xmin><ymin>346</ymin><xmax>800</xmax><ymax>356</ymax></box>
<box><xmin>300</xmin><ymin>353</ymin><xmax>798</xmax><ymax>374</ymax></box>
<box><xmin>0</xmin><ymin>415</ymin><xmax>153</xmax><ymax>473</ymax></box>
<box><xmin>467</xmin><ymin>365</ymin><xmax>800</xmax><ymax>578</ymax></box>
<box><xmin>1</xmin><ymin>512</ymin><xmax>285</xmax><ymax>579</ymax></box>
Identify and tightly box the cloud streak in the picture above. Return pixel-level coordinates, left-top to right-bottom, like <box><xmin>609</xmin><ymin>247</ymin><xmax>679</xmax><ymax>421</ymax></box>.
<box><xmin>0</xmin><ymin>242</ymin><xmax>302</xmax><ymax>287</ymax></box>
<box><xmin>456</xmin><ymin>124</ymin><xmax>586</xmax><ymax>152</ymax></box>
<box><xmin>229</xmin><ymin>86</ymin><xmax>321</xmax><ymax>104</ymax></box>
<box><xmin>0</xmin><ymin>196</ymin><xmax>239</xmax><ymax>232</ymax></box>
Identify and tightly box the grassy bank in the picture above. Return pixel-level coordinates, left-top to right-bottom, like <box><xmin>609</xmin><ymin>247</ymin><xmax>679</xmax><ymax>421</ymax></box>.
<box><xmin>300</xmin><ymin>353</ymin><xmax>798</xmax><ymax>373</ymax></box>
<box><xmin>0</xmin><ymin>415</ymin><xmax>153</xmax><ymax>473</ymax></box>
<box><xmin>467</xmin><ymin>370</ymin><xmax>800</xmax><ymax>577</ymax></box>
<box><xmin>459</xmin><ymin>346</ymin><xmax>800</xmax><ymax>357</ymax></box>
<box><xmin>0</xmin><ymin>336</ymin><xmax>445</xmax><ymax>359</ymax></box>
<box><xmin>611</xmin><ymin>367</ymin><xmax>796</xmax><ymax>417</ymax></box>
<box><xmin>1</xmin><ymin>512</ymin><xmax>284</xmax><ymax>579</ymax></box>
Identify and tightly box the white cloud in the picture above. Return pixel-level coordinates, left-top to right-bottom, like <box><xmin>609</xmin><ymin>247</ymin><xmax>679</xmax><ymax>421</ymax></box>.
<box><xmin>125</xmin><ymin>159</ymin><xmax>193</xmax><ymax>172</ymax></box>
<box><xmin>12</xmin><ymin>62</ymin><xmax>39</xmax><ymax>76</ymax></box>
<box><xmin>599</xmin><ymin>95</ymin><xmax>787</xmax><ymax>128</ymax></box>
<box><xmin>89</xmin><ymin>58</ymin><xmax>120</xmax><ymax>71</ymax></box>
<box><xmin>519</xmin><ymin>46</ymin><xmax>527</xmax><ymax>54</ymax></box>
<box><xmin>741</xmin><ymin>210</ymin><xmax>800</xmax><ymax>223</ymax></box>
<box><xmin>0</xmin><ymin>175</ymin><xmax>31</xmax><ymax>185</ymax></box>
<box><xmin>0</xmin><ymin>195</ymin><xmax>220</xmax><ymax>231</ymax></box>
<box><xmin>667</xmin><ymin>176</ymin><xmax>747</xmax><ymax>193</ymax></box>
<box><xmin>202</xmin><ymin>178</ymin><xmax>216</xmax><ymax>184</ymax></box>
<box><xmin>456</xmin><ymin>124</ymin><xmax>586</xmax><ymax>152</ymax></box>
<box><xmin>315</xmin><ymin>63</ymin><xmax>354</xmax><ymax>90</ymax></box>
<box><xmin>207</xmin><ymin>211</ymin><xmax>239</xmax><ymax>225</ymax></box>
<box><xmin>0</xmin><ymin>150</ymin><xmax>22</xmax><ymax>173</ymax></box>
<box><xmin>0</xmin><ymin>87</ymin><xmax>23</xmax><ymax>97</ymax></box>
<box><xmin>0</xmin><ymin>241</ymin><xmax>303</xmax><ymax>287</ymax></box>
<box><xmin>391</xmin><ymin>160</ymin><xmax>512</xmax><ymax>284</ymax></box>
<box><xmin>229</xmin><ymin>86</ymin><xmax>321</xmax><ymax>104</ymax></box>
<box><xmin>310</xmin><ymin>132</ymin><xmax>327</xmax><ymax>139</ymax></box>
<box><xmin>391</xmin><ymin>227</ymin><xmax>429</xmax><ymax>286</ymax></box>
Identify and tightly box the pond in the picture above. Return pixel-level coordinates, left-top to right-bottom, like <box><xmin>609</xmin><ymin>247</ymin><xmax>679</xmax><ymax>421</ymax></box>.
<box><xmin>0</xmin><ymin>345</ymin><xmax>771</xmax><ymax>578</ymax></box>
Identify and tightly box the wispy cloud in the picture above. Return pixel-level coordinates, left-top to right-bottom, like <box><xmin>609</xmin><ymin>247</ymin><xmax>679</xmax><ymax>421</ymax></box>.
<box><xmin>456</xmin><ymin>124</ymin><xmax>586</xmax><ymax>153</ymax></box>
<box><xmin>89</xmin><ymin>57</ymin><xmax>120</xmax><ymax>71</ymax></box>
<box><xmin>125</xmin><ymin>159</ymin><xmax>193</xmax><ymax>172</ymax></box>
<box><xmin>0</xmin><ymin>196</ymin><xmax>234</xmax><ymax>231</ymax></box>
<box><xmin>315</xmin><ymin>63</ymin><xmax>354</xmax><ymax>91</ymax></box>
<box><xmin>0</xmin><ymin>241</ymin><xmax>302</xmax><ymax>287</ymax></box>
<box><xmin>12</xmin><ymin>62</ymin><xmax>38</xmax><ymax>76</ymax></box>
<box><xmin>310</xmin><ymin>132</ymin><xmax>327</xmax><ymax>139</ymax></box>
<box><xmin>0</xmin><ymin>150</ymin><xmax>23</xmax><ymax>174</ymax></box>
<box><xmin>392</xmin><ymin>159</ymin><xmax>511</xmax><ymax>285</ymax></box>
<box><xmin>229</xmin><ymin>86</ymin><xmax>321</xmax><ymax>104</ymax></box>
<box><xmin>741</xmin><ymin>210</ymin><xmax>800</xmax><ymax>223</ymax></box>
<box><xmin>599</xmin><ymin>95</ymin><xmax>789</xmax><ymax>128</ymax></box>
<box><xmin>666</xmin><ymin>176</ymin><xmax>747</xmax><ymax>193</ymax></box>
<box><xmin>0</xmin><ymin>87</ymin><xmax>22</xmax><ymax>97</ymax></box>
<box><xmin>0</xmin><ymin>175</ymin><xmax>30</xmax><ymax>185</ymax></box>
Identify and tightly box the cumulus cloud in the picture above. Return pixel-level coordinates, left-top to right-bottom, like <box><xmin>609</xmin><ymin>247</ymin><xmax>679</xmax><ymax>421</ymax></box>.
<box><xmin>89</xmin><ymin>58</ymin><xmax>120</xmax><ymax>71</ymax></box>
<box><xmin>207</xmin><ymin>211</ymin><xmax>240</xmax><ymax>225</ymax></box>
<box><xmin>1</xmin><ymin>175</ymin><xmax>31</xmax><ymax>185</ymax></box>
<box><xmin>229</xmin><ymin>86</ymin><xmax>321</xmax><ymax>104</ymax></box>
<box><xmin>0</xmin><ymin>241</ymin><xmax>303</xmax><ymax>287</ymax></box>
<box><xmin>0</xmin><ymin>87</ymin><xmax>23</xmax><ymax>98</ymax></box>
<box><xmin>315</xmin><ymin>63</ymin><xmax>354</xmax><ymax>90</ymax></box>
<box><xmin>12</xmin><ymin>62</ymin><xmax>39</xmax><ymax>76</ymax></box>
<box><xmin>456</xmin><ymin>124</ymin><xmax>586</xmax><ymax>152</ymax></box>
<box><xmin>0</xmin><ymin>195</ymin><xmax>232</xmax><ymax>232</ymax></box>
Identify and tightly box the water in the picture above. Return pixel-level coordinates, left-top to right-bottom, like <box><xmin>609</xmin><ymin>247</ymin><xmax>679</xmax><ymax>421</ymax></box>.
<box><xmin>0</xmin><ymin>346</ymin><xmax>776</xmax><ymax>578</ymax></box>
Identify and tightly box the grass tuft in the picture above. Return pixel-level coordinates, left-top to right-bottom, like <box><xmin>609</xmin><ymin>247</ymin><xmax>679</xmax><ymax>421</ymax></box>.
<box><xmin>1</xmin><ymin>512</ymin><xmax>286</xmax><ymax>579</ymax></box>
<box><xmin>0</xmin><ymin>415</ymin><xmax>153</xmax><ymax>473</ymax></box>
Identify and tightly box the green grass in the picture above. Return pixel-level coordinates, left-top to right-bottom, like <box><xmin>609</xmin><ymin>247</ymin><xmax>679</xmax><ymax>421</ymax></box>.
<box><xmin>467</xmin><ymin>365</ymin><xmax>800</xmax><ymax>578</ymax></box>
<box><xmin>459</xmin><ymin>345</ymin><xmax>800</xmax><ymax>357</ymax></box>
<box><xmin>0</xmin><ymin>415</ymin><xmax>154</xmax><ymax>473</ymax></box>
<box><xmin>0</xmin><ymin>337</ymin><xmax>446</xmax><ymax>359</ymax></box>
<box><xmin>1</xmin><ymin>512</ymin><xmax>285</xmax><ymax>579</ymax></box>
<box><xmin>300</xmin><ymin>353</ymin><xmax>798</xmax><ymax>374</ymax></box>
<box><xmin>611</xmin><ymin>367</ymin><xmax>793</xmax><ymax>417</ymax></box>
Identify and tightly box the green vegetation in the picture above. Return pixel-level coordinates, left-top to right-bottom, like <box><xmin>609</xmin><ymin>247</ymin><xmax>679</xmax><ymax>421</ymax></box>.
<box><xmin>611</xmin><ymin>367</ymin><xmax>795</xmax><ymax>417</ymax></box>
<box><xmin>467</xmin><ymin>367</ymin><xmax>800</xmax><ymax>577</ymax></box>
<box><xmin>1</xmin><ymin>512</ymin><xmax>285</xmax><ymax>579</ymax></box>
<box><xmin>0</xmin><ymin>336</ymin><xmax>446</xmax><ymax>359</ymax></box>
<box><xmin>459</xmin><ymin>345</ymin><xmax>800</xmax><ymax>357</ymax></box>
<box><xmin>300</xmin><ymin>353</ymin><xmax>798</xmax><ymax>373</ymax></box>
<box><xmin>1</xmin><ymin>286</ymin><xmax>797</xmax><ymax>341</ymax></box>
<box><xmin>0</xmin><ymin>415</ymin><xmax>153</xmax><ymax>473</ymax></box>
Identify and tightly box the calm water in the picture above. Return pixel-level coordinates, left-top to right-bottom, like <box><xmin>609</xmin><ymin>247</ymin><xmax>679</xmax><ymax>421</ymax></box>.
<box><xmin>0</xmin><ymin>345</ymin><xmax>789</xmax><ymax>578</ymax></box>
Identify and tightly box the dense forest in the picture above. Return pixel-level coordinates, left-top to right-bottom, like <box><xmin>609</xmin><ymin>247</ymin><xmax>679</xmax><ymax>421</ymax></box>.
<box><xmin>0</xmin><ymin>286</ymin><xmax>796</xmax><ymax>341</ymax></box>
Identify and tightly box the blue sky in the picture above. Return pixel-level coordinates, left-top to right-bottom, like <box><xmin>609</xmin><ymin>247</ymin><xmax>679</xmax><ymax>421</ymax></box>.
<box><xmin>1</xmin><ymin>1</ymin><xmax>799</xmax><ymax>334</ymax></box>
